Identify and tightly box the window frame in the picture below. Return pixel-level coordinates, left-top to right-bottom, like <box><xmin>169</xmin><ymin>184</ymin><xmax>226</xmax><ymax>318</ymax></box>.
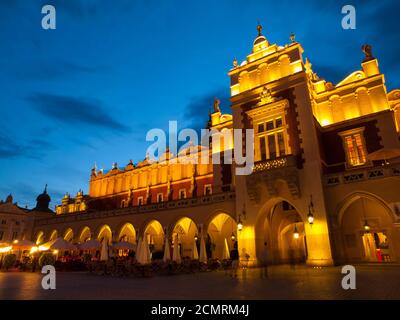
<box><xmin>339</xmin><ymin>127</ymin><xmax>370</xmax><ymax>169</ymax></box>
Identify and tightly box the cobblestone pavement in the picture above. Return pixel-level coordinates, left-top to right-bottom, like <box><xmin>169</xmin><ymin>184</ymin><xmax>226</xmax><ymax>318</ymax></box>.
<box><xmin>0</xmin><ymin>264</ymin><xmax>399</xmax><ymax>300</ymax></box>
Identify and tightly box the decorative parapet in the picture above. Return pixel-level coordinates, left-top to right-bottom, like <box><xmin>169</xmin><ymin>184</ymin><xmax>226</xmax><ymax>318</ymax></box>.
<box><xmin>246</xmin><ymin>155</ymin><xmax>300</xmax><ymax>203</ymax></box>
<box><xmin>325</xmin><ymin>164</ymin><xmax>400</xmax><ymax>187</ymax></box>
<box><xmin>34</xmin><ymin>192</ymin><xmax>236</xmax><ymax>227</ymax></box>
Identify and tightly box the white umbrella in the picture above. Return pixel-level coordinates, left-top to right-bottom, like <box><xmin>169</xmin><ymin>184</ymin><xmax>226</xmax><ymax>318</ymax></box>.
<box><xmin>222</xmin><ymin>238</ymin><xmax>230</xmax><ymax>260</ymax></box>
<box><xmin>163</xmin><ymin>237</ymin><xmax>171</xmax><ymax>262</ymax></box>
<box><xmin>192</xmin><ymin>240</ymin><xmax>199</xmax><ymax>260</ymax></box>
<box><xmin>78</xmin><ymin>239</ymin><xmax>101</xmax><ymax>250</ymax></box>
<box><xmin>199</xmin><ymin>234</ymin><xmax>207</xmax><ymax>263</ymax></box>
<box><xmin>100</xmin><ymin>238</ymin><xmax>109</xmax><ymax>261</ymax></box>
<box><xmin>172</xmin><ymin>235</ymin><xmax>181</xmax><ymax>263</ymax></box>
<box><xmin>112</xmin><ymin>241</ymin><xmax>135</xmax><ymax>250</ymax></box>
<box><xmin>137</xmin><ymin>236</ymin><xmax>151</xmax><ymax>264</ymax></box>
<box><xmin>41</xmin><ymin>238</ymin><xmax>77</xmax><ymax>251</ymax></box>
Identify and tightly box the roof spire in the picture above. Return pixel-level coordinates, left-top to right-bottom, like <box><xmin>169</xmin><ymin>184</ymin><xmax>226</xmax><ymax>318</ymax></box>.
<box><xmin>256</xmin><ymin>21</ymin><xmax>262</xmax><ymax>36</ymax></box>
<box><xmin>44</xmin><ymin>184</ymin><xmax>48</xmax><ymax>194</ymax></box>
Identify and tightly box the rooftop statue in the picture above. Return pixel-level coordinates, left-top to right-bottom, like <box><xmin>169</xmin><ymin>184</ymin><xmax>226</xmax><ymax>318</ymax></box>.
<box><xmin>362</xmin><ymin>44</ymin><xmax>374</xmax><ymax>62</ymax></box>
<box><xmin>213</xmin><ymin>97</ymin><xmax>221</xmax><ymax>113</ymax></box>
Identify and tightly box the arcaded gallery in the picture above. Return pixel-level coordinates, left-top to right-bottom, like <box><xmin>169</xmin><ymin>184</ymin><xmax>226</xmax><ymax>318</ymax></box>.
<box><xmin>2</xmin><ymin>24</ymin><xmax>400</xmax><ymax>267</ymax></box>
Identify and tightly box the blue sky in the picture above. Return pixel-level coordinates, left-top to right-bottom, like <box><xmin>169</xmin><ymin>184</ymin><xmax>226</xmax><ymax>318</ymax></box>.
<box><xmin>0</xmin><ymin>0</ymin><xmax>399</xmax><ymax>209</ymax></box>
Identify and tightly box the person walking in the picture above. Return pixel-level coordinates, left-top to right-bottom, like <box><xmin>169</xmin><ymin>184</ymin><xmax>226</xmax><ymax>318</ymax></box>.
<box><xmin>260</xmin><ymin>242</ymin><xmax>269</xmax><ymax>279</ymax></box>
<box><xmin>230</xmin><ymin>241</ymin><xmax>239</xmax><ymax>278</ymax></box>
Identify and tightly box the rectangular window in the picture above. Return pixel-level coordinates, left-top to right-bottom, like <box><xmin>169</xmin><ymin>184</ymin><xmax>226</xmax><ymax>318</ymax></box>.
<box><xmin>1</xmin><ymin>220</ymin><xmax>6</xmax><ymax>225</ymax></box>
<box><xmin>137</xmin><ymin>196</ymin><xmax>143</xmax><ymax>206</ymax></box>
<box><xmin>257</xmin><ymin>123</ymin><xmax>264</xmax><ymax>133</ymax></box>
<box><xmin>204</xmin><ymin>184</ymin><xmax>212</xmax><ymax>196</ymax></box>
<box><xmin>277</xmin><ymin>132</ymin><xmax>285</xmax><ymax>156</ymax></box>
<box><xmin>340</xmin><ymin>128</ymin><xmax>367</xmax><ymax>167</ymax></box>
<box><xmin>266</xmin><ymin>121</ymin><xmax>274</xmax><ymax>131</ymax></box>
<box><xmin>12</xmin><ymin>231</ymin><xmax>18</xmax><ymax>240</ymax></box>
<box><xmin>157</xmin><ymin>193</ymin><xmax>163</xmax><ymax>203</ymax></box>
<box><xmin>255</xmin><ymin>114</ymin><xmax>288</xmax><ymax>162</ymax></box>
<box><xmin>179</xmin><ymin>189</ymin><xmax>186</xmax><ymax>200</ymax></box>
<box><xmin>0</xmin><ymin>231</ymin><xmax>3</xmax><ymax>241</ymax></box>
<box><xmin>267</xmin><ymin>135</ymin><xmax>276</xmax><ymax>159</ymax></box>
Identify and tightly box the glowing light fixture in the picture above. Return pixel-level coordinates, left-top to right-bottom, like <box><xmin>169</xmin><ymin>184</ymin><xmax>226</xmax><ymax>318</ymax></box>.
<box><xmin>363</xmin><ymin>220</ymin><xmax>370</xmax><ymax>232</ymax></box>
<box><xmin>53</xmin><ymin>250</ymin><xmax>59</xmax><ymax>255</ymax></box>
<box><xmin>30</xmin><ymin>246</ymin><xmax>38</xmax><ymax>254</ymax></box>
<box><xmin>307</xmin><ymin>195</ymin><xmax>315</xmax><ymax>225</ymax></box>
<box><xmin>237</xmin><ymin>219</ymin><xmax>243</xmax><ymax>232</ymax></box>
<box><xmin>194</xmin><ymin>234</ymin><xmax>198</xmax><ymax>241</ymax></box>
<box><xmin>231</xmin><ymin>232</ymin><xmax>236</xmax><ymax>241</ymax></box>
<box><xmin>293</xmin><ymin>224</ymin><xmax>300</xmax><ymax>239</ymax></box>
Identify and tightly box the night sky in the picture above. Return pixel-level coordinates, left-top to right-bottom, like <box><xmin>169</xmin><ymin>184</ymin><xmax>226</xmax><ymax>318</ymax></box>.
<box><xmin>0</xmin><ymin>0</ymin><xmax>399</xmax><ymax>208</ymax></box>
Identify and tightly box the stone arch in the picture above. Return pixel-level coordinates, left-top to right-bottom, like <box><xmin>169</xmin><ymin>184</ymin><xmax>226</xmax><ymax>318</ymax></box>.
<box><xmin>35</xmin><ymin>230</ymin><xmax>45</xmax><ymax>245</ymax></box>
<box><xmin>78</xmin><ymin>226</ymin><xmax>91</xmax><ymax>243</ymax></box>
<box><xmin>117</xmin><ymin>222</ymin><xmax>136</xmax><ymax>243</ymax></box>
<box><xmin>336</xmin><ymin>191</ymin><xmax>399</xmax><ymax>263</ymax></box>
<box><xmin>142</xmin><ymin>219</ymin><xmax>164</xmax><ymax>253</ymax></box>
<box><xmin>48</xmin><ymin>229</ymin><xmax>58</xmax><ymax>242</ymax></box>
<box><xmin>63</xmin><ymin>228</ymin><xmax>74</xmax><ymax>242</ymax></box>
<box><xmin>170</xmin><ymin>216</ymin><xmax>199</xmax><ymax>259</ymax></box>
<box><xmin>205</xmin><ymin>211</ymin><xmax>237</xmax><ymax>259</ymax></box>
<box><xmin>255</xmin><ymin>197</ymin><xmax>306</xmax><ymax>265</ymax></box>
<box><xmin>96</xmin><ymin>224</ymin><xmax>113</xmax><ymax>244</ymax></box>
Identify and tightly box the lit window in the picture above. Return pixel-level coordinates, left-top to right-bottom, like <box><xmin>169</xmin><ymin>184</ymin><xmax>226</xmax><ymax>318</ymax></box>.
<box><xmin>204</xmin><ymin>184</ymin><xmax>212</xmax><ymax>196</ymax></box>
<box><xmin>179</xmin><ymin>189</ymin><xmax>186</xmax><ymax>199</ymax></box>
<box><xmin>256</xmin><ymin>115</ymin><xmax>288</xmax><ymax>161</ymax></box>
<box><xmin>340</xmin><ymin>128</ymin><xmax>368</xmax><ymax>167</ymax></box>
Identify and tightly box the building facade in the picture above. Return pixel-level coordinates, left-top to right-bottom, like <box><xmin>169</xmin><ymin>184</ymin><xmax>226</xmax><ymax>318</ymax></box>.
<box><xmin>30</xmin><ymin>25</ymin><xmax>400</xmax><ymax>266</ymax></box>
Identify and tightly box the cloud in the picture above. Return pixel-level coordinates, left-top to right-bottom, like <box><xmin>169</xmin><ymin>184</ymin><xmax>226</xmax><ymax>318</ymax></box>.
<box><xmin>27</xmin><ymin>93</ymin><xmax>130</xmax><ymax>133</ymax></box>
<box><xmin>0</xmin><ymin>132</ymin><xmax>54</xmax><ymax>160</ymax></box>
<box><xmin>183</xmin><ymin>88</ymin><xmax>231</xmax><ymax>132</ymax></box>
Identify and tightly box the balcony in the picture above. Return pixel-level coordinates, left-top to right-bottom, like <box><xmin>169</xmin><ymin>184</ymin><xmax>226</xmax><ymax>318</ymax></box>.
<box><xmin>325</xmin><ymin>163</ymin><xmax>400</xmax><ymax>187</ymax></box>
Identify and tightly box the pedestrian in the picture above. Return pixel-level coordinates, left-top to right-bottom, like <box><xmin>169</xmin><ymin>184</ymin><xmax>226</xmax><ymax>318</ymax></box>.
<box><xmin>230</xmin><ymin>241</ymin><xmax>239</xmax><ymax>278</ymax></box>
<box><xmin>260</xmin><ymin>242</ymin><xmax>269</xmax><ymax>279</ymax></box>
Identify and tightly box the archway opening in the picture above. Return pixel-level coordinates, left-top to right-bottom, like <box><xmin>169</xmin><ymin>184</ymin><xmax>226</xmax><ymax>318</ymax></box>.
<box><xmin>341</xmin><ymin>196</ymin><xmax>397</xmax><ymax>263</ymax></box>
<box><xmin>97</xmin><ymin>225</ymin><xmax>112</xmax><ymax>244</ymax></box>
<box><xmin>35</xmin><ymin>231</ymin><xmax>44</xmax><ymax>245</ymax></box>
<box><xmin>118</xmin><ymin>223</ymin><xmax>136</xmax><ymax>243</ymax></box>
<box><xmin>257</xmin><ymin>200</ymin><xmax>307</xmax><ymax>265</ymax></box>
<box><xmin>79</xmin><ymin>227</ymin><xmax>91</xmax><ymax>243</ymax></box>
<box><xmin>63</xmin><ymin>228</ymin><xmax>74</xmax><ymax>242</ymax></box>
<box><xmin>144</xmin><ymin>220</ymin><xmax>164</xmax><ymax>257</ymax></box>
<box><xmin>49</xmin><ymin>230</ymin><xmax>58</xmax><ymax>242</ymax></box>
<box><xmin>207</xmin><ymin>213</ymin><xmax>237</xmax><ymax>259</ymax></box>
<box><xmin>172</xmin><ymin>217</ymin><xmax>198</xmax><ymax>259</ymax></box>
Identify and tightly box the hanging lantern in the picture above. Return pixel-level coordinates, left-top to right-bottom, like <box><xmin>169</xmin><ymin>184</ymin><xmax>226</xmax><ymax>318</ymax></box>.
<box><xmin>231</xmin><ymin>232</ymin><xmax>236</xmax><ymax>241</ymax></box>
<box><xmin>194</xmin><ymin>234</ymin><xmax>198</xmax><ymax>241</ymax></box>
<box><xmin>293</xmin><ymin>224</ymin><xmax>299</xmax><ymax>239</ymax></box>
<box><xmin>363</xmin><ymin>220</ymin><xmax>370</xmax><ymax>232</ymax></box>
<box><xmin>237</xmin><ymin>217</ymin><xmax>243</xmax><ymax>231</ymax></box>
<box><xmin>307</xmin><ymin>210</ymin><xmax>314</xmax><ymax>225</ymax></box>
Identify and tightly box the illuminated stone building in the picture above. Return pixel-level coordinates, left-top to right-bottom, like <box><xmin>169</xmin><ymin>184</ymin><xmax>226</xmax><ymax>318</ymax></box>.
<box><xmin>32</xmin><ymin>25</ymin><xmax>400</xmax><ymax>266</ymax></box>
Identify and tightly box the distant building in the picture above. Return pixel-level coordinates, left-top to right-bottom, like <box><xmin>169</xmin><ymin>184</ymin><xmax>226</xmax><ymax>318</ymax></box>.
<box><xmin>29</xmin><ymin>24</ymin><xmax>400</xmax><ymax>266</ymax></box>
<box><xmin>0</xmin><ymin>188</ymin><xmax>53</xmax><ymax>244</ymax></box>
